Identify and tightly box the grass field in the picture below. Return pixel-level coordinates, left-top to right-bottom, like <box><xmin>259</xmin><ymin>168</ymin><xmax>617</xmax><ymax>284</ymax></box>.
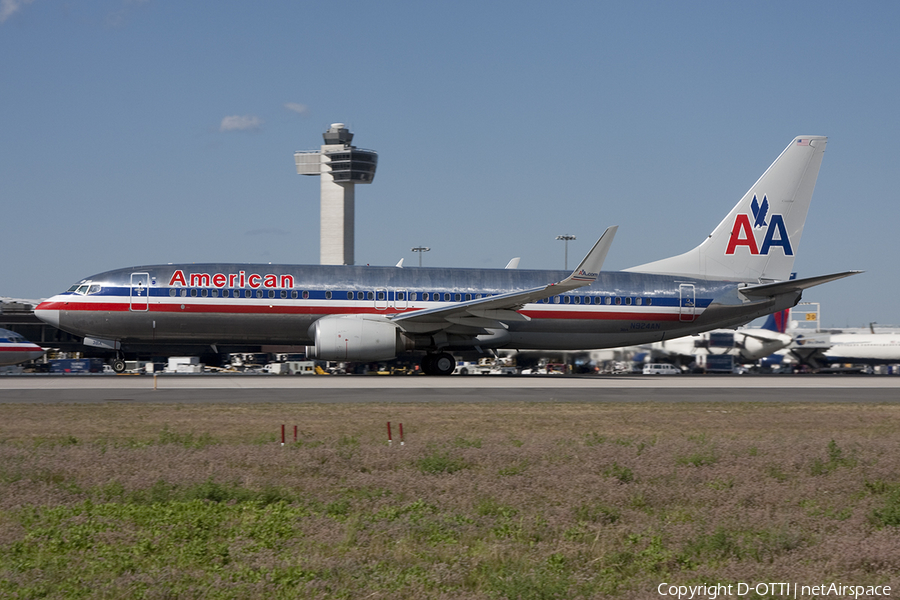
<box><xmin>0</xmin><ymin>401</ymin><xmax>898</xmax><ymax>599</ymax></box>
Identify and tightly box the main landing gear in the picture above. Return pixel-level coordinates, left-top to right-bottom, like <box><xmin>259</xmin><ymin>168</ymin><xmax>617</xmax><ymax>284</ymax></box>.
<box><xmin>421</xmin><ymin>352</ymin><xmax>455</xmax><ymax>376</ymax></box>
<box><xmin>110</xmin><ymin>352</ymin><xmax>126</xmax><ymax>374</ymax></box>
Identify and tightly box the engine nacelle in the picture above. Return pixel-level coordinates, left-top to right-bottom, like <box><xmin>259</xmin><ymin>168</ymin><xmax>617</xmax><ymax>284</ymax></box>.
<box><xmin>306</xmin><ymin>316</ymin><xmax>408</xmax><ymax>362</ymax></box>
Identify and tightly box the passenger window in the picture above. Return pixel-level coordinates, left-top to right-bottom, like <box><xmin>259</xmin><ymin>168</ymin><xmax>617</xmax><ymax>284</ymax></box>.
<box><xmin>180</xmin><ymin>289</ymin><xmax>187</xmax><ymax>297</ymax></box>
<box><xmin>605</xmin><ymin>297</ymin><xmax>611</xmax><ymax>305</ymax></box>
<box><xmin>292</xmin><ymin>291</ymin><xmax>298</xmax><ymax>299</ymax></box>
<box><xmin>268</xmin><ymin>290</ymin><xmax>275</xmax><ymax>299</ymax></box>
<box><xmin>553</xmin><ymin>296</ymin><xmax>560</xmax><ymax>304</ymax></box>
<box><xmin>423</xmin><ymin>293</ymin><xmax>429</xmax><ymax>301</ymax></box>
<box><xmin>647</xmin><ymin>298</ymin><xmax>652</xmax><ymax>306</ymax></box>
<box><xmin>325</xmin><ymin>291</ymin><xmax>332</xmax><ymax>300</ymax></box>
<box><xmin>367</xmin><ymin>292</ymin><xmax>374</xmax><ymax>300</ymax></box>
<box><xmin>256</xmin><ymin>290</ymin><xmax>263</xmax><ymax>298</ymax></box>
<box><xmin>564</xmin><ymin>296</ymin><xmax>570</xmax><ymax>304</ymax></box>
<box><xmin>465</xmin><ymin>293</ymin><xmax>471</xmax><ymax>301</ymax></box>
<box><xmin>615</xmin><ymin>297</ymin><xmax>621</xmax><ymax>305</ymax></box>
<box><xmin>626</xmin><ymin>297</ymin><xmax>632</xmax><ymax>305</ymax></box>
<box><xmin>454</xmin><ymin>293</ymin><xmax>461</xmax><ymax>301</ymax></box>
<box><xmin>347</xmin><ymin>291</ymin><xmax>353</xmax><ymax>300</ymax></box>
<box><xmin>397</xmin><ymin>292</ymin><xmax>405</xmax><ymax>301</ymax></box>
<box><xmin>302</xmin><ymin>291</ymin><xmax>309</xmax><ymax>299</ymax></box>
<box><xmin>574</xmin><ymin>296</ymin><xmax>580</xmax><ymax>304</ymax></box>
<box><xmin>636</xmin><ymin>297</ymin><xmax>642</xmax><ymax>306</ymax></box>
<box><xmin>169</xmin><ymin>289</ymin><xmax>176</xmax><ymax>297</ymax></box>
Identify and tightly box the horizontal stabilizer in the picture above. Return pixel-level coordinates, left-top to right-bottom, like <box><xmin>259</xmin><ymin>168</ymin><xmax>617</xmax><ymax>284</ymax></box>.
<box><xmin>740</xmin><ymin>271</ymin><xmax>863</xmax><ymax>298</ymax></box>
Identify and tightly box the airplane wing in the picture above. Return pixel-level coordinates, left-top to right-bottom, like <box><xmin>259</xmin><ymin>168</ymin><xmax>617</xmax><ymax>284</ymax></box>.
<box><xmin>739</xmin><ymin>271</ymin><xmax>863</xmax><ymax>299</ymax></box>
<box><xmin>391</xmin><ymin>226</ymin><xmax>617</xmax><ymax>334</ymax></box>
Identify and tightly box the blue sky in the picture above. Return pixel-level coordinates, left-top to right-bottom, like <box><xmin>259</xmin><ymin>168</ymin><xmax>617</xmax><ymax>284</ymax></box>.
<box><xmin>2</xmin><ymin>1</ymin><xmax>898</xmax><ymax>327</ymax></box>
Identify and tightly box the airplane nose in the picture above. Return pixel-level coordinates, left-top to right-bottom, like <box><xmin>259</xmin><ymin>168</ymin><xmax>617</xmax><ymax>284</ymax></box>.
<box><xmin>34</xmin><ymin>308</ymin><xmax>60</xmax><ymax>328</ymax></box>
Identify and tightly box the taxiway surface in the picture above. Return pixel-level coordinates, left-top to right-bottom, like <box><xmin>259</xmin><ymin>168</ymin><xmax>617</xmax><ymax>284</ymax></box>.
<box><xmin>0</xmin><ymin>374</ymin><xmax>897</xmax><ymax>404</ymax></box>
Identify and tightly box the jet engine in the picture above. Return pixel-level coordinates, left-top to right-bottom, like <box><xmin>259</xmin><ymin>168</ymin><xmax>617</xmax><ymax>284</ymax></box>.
<box><xmin>305</xmin><ymin>315</ymin><xmax>411</xmax><ymax>362</ymax></box>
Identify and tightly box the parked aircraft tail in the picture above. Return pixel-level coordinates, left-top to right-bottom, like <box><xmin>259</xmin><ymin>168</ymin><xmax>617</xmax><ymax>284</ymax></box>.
<box><xmin>626</xmin><ymin>136</ymin><xmax>827</xmax><ymax>282</ymax></box>
<box><xmin>761</xmin><ymin>308</ymin><xmax>790</xmax><ymax>334</ymax></box>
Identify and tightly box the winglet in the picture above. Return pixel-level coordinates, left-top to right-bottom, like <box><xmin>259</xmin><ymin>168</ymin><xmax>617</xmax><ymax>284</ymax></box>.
<box><xmin>554</xmin><ymin>226</ymin><xmax>617</xmax><ymax>291</ymax></box>
<box><xmin>505</xmin><ymin>257</ymin><xmax>521</xmax><ymax>269</ymax></box>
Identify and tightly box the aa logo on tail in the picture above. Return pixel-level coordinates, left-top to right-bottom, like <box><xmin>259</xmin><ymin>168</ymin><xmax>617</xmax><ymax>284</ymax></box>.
<box><xmin>725</xmin><ymin>195</ymin><xmax>793</xmax><ymax>256</ymax></box>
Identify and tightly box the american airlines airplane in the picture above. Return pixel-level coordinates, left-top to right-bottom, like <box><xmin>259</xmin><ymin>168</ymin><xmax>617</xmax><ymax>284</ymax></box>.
<box><xmin>0</xmin><ymin>328</ymin><xmax>45</xmax><ymax>366</ymax></box>
<box><xmin>35</xmin><ymin>136</ymin><xmax>859</xmax><ymax>374</ymax></box>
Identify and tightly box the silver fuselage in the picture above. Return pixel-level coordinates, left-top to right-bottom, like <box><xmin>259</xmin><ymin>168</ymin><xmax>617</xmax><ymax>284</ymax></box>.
<box><xmin>35</xmin><ymin>263</ymin><xmax>796</xmax><ymax>353</ymax></box>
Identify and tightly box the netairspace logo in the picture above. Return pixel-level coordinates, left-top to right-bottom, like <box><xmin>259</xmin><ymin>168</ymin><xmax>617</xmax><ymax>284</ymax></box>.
<box><xmin>725</xmin><ymin>195</ymin><xmax>793</xmax><ymax>256</ymax></box>
<box><xmin>657</xmin><ymin>581</ymin><xmax>892</xmax><ymax>599</ymax></box>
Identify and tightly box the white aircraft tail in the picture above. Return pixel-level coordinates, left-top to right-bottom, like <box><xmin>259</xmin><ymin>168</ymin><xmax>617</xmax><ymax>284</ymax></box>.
<box><xmin>626</xmin><ymin>136</ymin><xmax>827</xmax><ymax>282</ymax></box>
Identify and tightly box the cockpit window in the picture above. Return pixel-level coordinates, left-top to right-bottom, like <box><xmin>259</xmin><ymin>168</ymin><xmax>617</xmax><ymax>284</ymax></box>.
<box><xmin>67</xmin><ymin>284</ymin><xmax>80</xmax><ymax>292</ymax></box>
<box><xmin>75</xmin><ymin>284</ymin><xmax>91</xmax><ymax>295</ymax></box>
<box><xmin>88</xmin><ymin>284</ymin><xmax>102</xmax><ymax>295</ymax></box>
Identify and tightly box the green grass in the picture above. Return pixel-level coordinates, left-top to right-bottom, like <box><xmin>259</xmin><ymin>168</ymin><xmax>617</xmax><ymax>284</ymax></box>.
<box><xmin>1</xmin><ymin>402</ymin><xmax>898</xmax><ymax>598</ymax></box>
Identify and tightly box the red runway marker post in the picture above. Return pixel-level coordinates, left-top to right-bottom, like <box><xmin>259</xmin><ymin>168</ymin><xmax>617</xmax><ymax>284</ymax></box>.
<box><xmin>387</xmin><ymin>421</ymin><xmax>393</xmax><ymax>446</ymax></box>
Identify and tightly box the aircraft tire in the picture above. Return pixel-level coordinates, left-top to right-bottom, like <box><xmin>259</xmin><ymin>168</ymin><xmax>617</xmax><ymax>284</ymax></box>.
<box><xmin>111</xmin><ymin>359</ymin><xmax>126</xmax><ymax>373</ymax></box>
<box><xmin>433</xmin><ymin>352</ymin><xmax>455</xmax><ymax>376</ymax></box>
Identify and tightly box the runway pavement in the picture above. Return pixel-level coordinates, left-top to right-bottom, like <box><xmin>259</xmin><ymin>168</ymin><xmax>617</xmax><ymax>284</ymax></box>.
<box><xmin>0</xmin><ymin>373</ymin><xmax>897</xmax><ymax>404</ymax></box>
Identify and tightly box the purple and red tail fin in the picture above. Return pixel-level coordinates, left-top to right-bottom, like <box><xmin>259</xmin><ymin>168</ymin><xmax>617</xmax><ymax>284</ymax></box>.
<box><xmin>762</xmin><ymin>273</ymin><xmax>794</xmax><ymax>333</ymax></box>
<box><xmin>762</xmin><ymin>308</ymin><xmax>790</xmax><ymax>333</ymax></box>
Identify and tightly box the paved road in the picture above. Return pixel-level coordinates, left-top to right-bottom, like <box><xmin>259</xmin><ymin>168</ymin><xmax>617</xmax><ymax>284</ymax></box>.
<box><xmin>0</xmin><ymin>374</ymin><xmax>897</xmax><ymax>403</ymax></box>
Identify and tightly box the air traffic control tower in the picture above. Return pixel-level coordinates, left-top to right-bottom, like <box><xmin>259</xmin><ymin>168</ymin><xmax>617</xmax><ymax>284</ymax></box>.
<box><xmin>295</xmin><ymin>124</ymin><xmax>378</xmax><ymax>265</ymax></box>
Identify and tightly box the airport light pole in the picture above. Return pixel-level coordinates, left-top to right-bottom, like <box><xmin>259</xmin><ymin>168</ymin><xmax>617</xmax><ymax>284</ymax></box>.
<box><xmin>556</xmin><ymin>235</ymin><xmax>576</xmax><ymax>270</ymax></box>
<box><xmin>411</xmin><ymin>246</ymin><xmax>431</xmax><ymax>267</ymax></box>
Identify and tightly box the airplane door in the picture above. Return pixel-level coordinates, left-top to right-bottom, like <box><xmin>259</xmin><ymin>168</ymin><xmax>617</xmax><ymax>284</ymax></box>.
<box><xmin>130</xmin><ymin>272</ymin><xmax>150</xmax><ymax>311</ymax></box>
<box><xmin>374</xmin><ymin>287</ymin><xmax>388</xmax><ymax>310</ymax></box>
<box><xmin>679</xmin><ymin>283</ymin><xmax>695</xmax><ymax>322</ymax></box>
<box><xmin>393</xmin><ymin>289</ymin><xmax>409</xmax><ymax>311</ymax></box>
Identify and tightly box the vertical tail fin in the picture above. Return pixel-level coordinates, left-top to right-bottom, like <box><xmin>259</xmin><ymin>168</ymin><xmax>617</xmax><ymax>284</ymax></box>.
<box><xmin>762</xmin><ymin>308</ymin><xmax>790</xmax><ymax>333</ymax></box>
<box><xmin>626</xmin><ymin>136</ymin><xmax>827</xmax><ymax>282</ymax></box>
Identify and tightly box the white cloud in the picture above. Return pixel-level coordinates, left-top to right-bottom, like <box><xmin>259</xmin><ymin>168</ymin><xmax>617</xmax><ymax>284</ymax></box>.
<box><xmin>0</xmin><ymin>0</ymin><xmax>36</xmax><ymax>24</ymax></box>
<box><xmin>284</xmin><ymin>102</ymin><xmax>309</xmax><ymax>115</ymax></box>
<box><xmin>220</xmin><ymin>115</ymin><xmax>263</xmax><ymax>132</ymax></box>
